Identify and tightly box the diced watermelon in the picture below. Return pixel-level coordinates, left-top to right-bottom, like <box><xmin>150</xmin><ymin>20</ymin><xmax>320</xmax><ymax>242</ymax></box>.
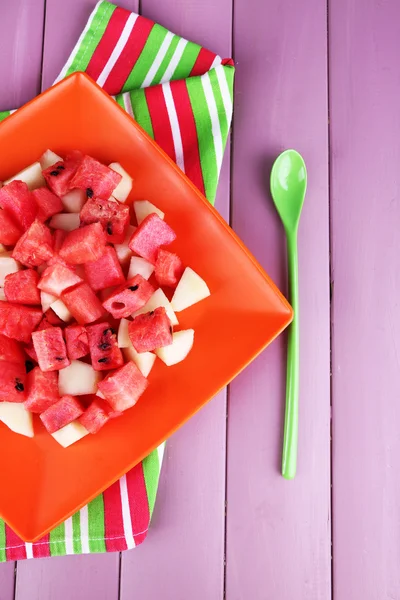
<box><xmin>0</xmin><ymin>209</ymin><xmax>22</xmax><ymax>245</ymax></box>
<box><xmin>59</xmin><ymin>222</ymin><xmax>106</xmax><ymax>264</ymax></box>
<box><xmin>44</xmin><ymin>308</ymin><xmax>66</xmax><ymax>327</ymax></box>
<box><xmin>32</xmin><ymin>187</ymin><xmax>63</xmax><ymax>222</ymax></box>
<box><xmin>24</xmin><ymin>344</ymin><xmax>38</xmax><ymax>363</ymax></box>
<box><xmin>98</xmin><ymin>361</ymin><xmax>148</xmax><ymax>412</ymax></box>
<box><xmin>24</xmin><ymin>367</ymin><xmax>59</xmax><ymax>413</ymax></box>
<box><xmin>0</xmin><ymin>361</ymin><xmax>27</xmax><ymax>402</ymax></box>
<box><xmin>0</xmin><ymin>334</ymin><xmax>24</xmax><ymax>364</ymax></box>
<box><xmin>128</xmin><ymin>213</ymin><xmax>176</xmax><ymax>264</ymax></box>
<box><xmin>84</xmin><ymin>246</ymin><xmax>125</xmax><ymax>291</ymax></box>
<box><xmin>32</xmin><ymin>326</ymin><xmax>70</xmax><ymax>371</ymax></box>
<box><xmin>80</xmin><ymin>198</ymin><xmax>130</xmax><ymax>244</ymax></box>
<box><xmin>86</xmin><ymin>322</ymin><xmax>123</xmax><ymax>371</ymax></box>
<box><xmin>64</xmin><ymin>324</ymin><xmax>89</xmax><ymax>360</ymax></box>
<box><xmin>128</xmin><ymin>307</ymin><xmax>172</xmax><ymax>353</ymax></box>
<box><xmin>102</xmin><ymin>275</ymin><xmax>154</xmax><ymax>319</ymax></box>
<box><xmin>61</xmin><ymin>282</ymin><xmax>105</xmax><ymax>325</ymax></box>
<box><xmin>12</xmin><ymin>220</ymin><xmax>54</xmax><ymax>267</ymax></box>
<box><xmin>40</xmin><ymin>394</ymin><xmax>84</xmax><ymax>433</ymax></box>
<box><xmin>38</xmin><ymin>262</ymin><xmax>83</xmax><ymax>297</ymax></box>
<box><xmin>53</xmin><ymin>229</ymin><xmax>67</xmax><ymax>253</ymax></box>
<box><xmin>0</xmin><ymin>181</ymin><xmax>38</xmax><ymax>231</ymax></box>
<box><xmin>79</xmin><ymin>399</ymin><xmax>111</xmax><ymax>434</ymax></box>
<box><xmin>36</xmin><ymin>315</ymin><xmax>55</xmax><ymax>331</ymax></box>
<box><xmin>4</xmin><ymin>269</ymin><xmax>40</xmax><ymax>305</ymax></box>
<box><xmin>154</xmin><ymin>249</ymin><xmax>184</xmax><ymax>288</ymax></box>
<box><xmin>0</xmin><ymin>302</ymin><xmax>42</xmax><ymax>343</ymax></box>
<box><xmin>42</xmin><ymin>151</ymin><xmax>83</xmax><ymax>197</ymax></box>
<box><xmin>69</xmin><ymin>155</ymin><xmax>122</xmax><ymax>200</ymax></box>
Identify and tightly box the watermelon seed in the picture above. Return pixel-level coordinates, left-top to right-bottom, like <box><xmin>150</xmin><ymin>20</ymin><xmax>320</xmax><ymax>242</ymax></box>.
<box><xmin>106</xmin><ymin>222</ymin><xmax>113</xmax><ymax>235</ymax></box>
<box><xmin>56</xmin><ymin>165</ymin><xmax>65</xmax><ymax>171</ymax></box>
<box><xmin>55</xmin><ymin>356</ymin><xmax>65</xmax><ymax>361</ymax></box>
<box><xmin>98</xmin><ymin>357</ymin><xmax>109</xmax><ymax>363</ymax></box>
<box><xmin>86</xmin><ymin>188</ymin><xmax>94</xmax><ymax>198</ymax></box>
<box><xmin>103</xmin><ymin>328</ymin><xmax>115</xmax><ymax>336</ymax></box>
<box><xmin>15</xmin><ymin>380</ymin><xmax>24</xmax><ymax>392</ymax></box>
<box><xmin>149</xmin><ymin>311</ymin><xmax>154</xmax><ymax>315</ymax></box>
<box><xmin>50</xmin><ymin>170</ymin><xmax>60</xmax><ymax>176</ymax></box>
<box><xmin>25</xmin><ymin>360</ymin><xmax>34</xmax><ymax>373</ymax></box>
<box><xmin>129</xmin><ymin>285</ymin><xmax>139</xmax><ymax>292</ymax></box>
<box><xmin>99</xmin><ymin>343</ymin><xmax>110</xmax><ymax>350</ymax></box>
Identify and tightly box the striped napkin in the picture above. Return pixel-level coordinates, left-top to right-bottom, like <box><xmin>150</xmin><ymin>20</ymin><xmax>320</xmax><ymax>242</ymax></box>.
<box><xmin>0</xmin><ymin>0</ymin><xmax>234</xmax><ymax>560</ymax></box>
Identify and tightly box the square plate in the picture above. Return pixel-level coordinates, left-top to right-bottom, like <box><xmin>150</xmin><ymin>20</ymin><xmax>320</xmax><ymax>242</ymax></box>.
<box><xmin>0</xmin><ymin>73</ymin><xmax>292</xmax><ymax>541</ymax></box>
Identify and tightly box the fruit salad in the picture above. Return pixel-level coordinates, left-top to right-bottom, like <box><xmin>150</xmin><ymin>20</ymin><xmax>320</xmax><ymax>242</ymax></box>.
<box><xmin>0</xmin><ymin>151</ymin><xmax>210</xmax><ymax>447</ymax></box>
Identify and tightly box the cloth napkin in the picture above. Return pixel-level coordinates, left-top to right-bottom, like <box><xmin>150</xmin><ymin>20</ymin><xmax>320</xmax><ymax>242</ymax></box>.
<box><xmin>0</xmin><ymin>0</ymin><xmax>234</xmax><ymax>561</ymax></box>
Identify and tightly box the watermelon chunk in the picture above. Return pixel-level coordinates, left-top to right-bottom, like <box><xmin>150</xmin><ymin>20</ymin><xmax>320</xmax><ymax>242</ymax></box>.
<box><xmin>42</xmin><ymin>151</ymin><xmax>83</xmax><ymax>197</ymax></box>
<box><xmin>0</xmin><ymin>181</ymin><xmax>38</xmax><ymax>230</ymax></box>
<box><xmin>59</xmin><ymin>222</ymin><xmax>106</xmax><ymax>264</ymax></box>
<box><xmin>0</xmin><ymin>209</ymin><xmax>22</xmax><ymax>245</ymax></box>
<box><xmin>0</xmin><ymin>334</ymin><xmax>24</xmax><ymax>364</ymax></box>
<box><xmin>154</xmin><ymin>249</ymin><xmax>184</xmax><ymax>288</ymax></box>
<box><xmin>12</xmin><ymin>220</ymin><xmax>54</xmax><ymax>267</ymax></box>
<box><xmin>25</xmin><ymin>367</ymin><xmax>59</xmax><ymax>413</ymax></box>
<box><xmin>4</xmin><ymin>269</ymin><xmax>40</xmax><ymax>305</ymax></box>
<box><xmin>86</xmin><ymin>322</ymin><xmax>123</xmax><ymax>371</ymax></box>
<box><xmin>84</xmin><ymin>246</ymin><xmax>125</xmax><ymax>291</ymax></box>
<box><xmin>40</xmin><ymin>395</ymin><xmax>84</xmax><ymax>433</ymax></box>
<box><xmin>80</xmin><ymin>198</ymin><xmax>130</xmax><ymax>244</ymax></box>
<box><xmin>53</xmin><ymin>229</ymin><xmax>67</xmax><ymax>253</ymax></box>
<box><xmin>128</xmin><ymin>213</ymin><xmax>176</xmax><ymax>264</ymax></box>
<box><xmin>98</xmin><ymin>361</ymin><xmax>148</xmax><ymax>412</ymax></box>
<box><xmin>38</xmin><ymin>262</ymin><xmax>83</xmax><ymax>297</ymax></box>
<box><xmin>128</xmin><ymin>307</ymin><xmax>172</xmax><ymax>353</ymax></box>
<box><xmin>0</xmin><ymin>361</ymin><xmax>27</xmax><ymax>402</ymax></box>
<box><xmin>0</xmin><ymin>303</ymin><xmax>42</xmax><ymax>343</ymax></box>
<box><xmin>61</xmin><ymin>282</ymin><xmax>105</xmax><ymax>325</ymax></box>
<box><xmin>32</xmin><ymin>187</ymin><xmax>63</xmax><ymax>222</ymax></box>
<box><xmin>79</xmin><ymin>398</ymin><xmax>111</xmax><ymax>434</ymax></box>
<box><xmin>69</xmin><ymin>155</ymin><xmax>122</xmax><ymax>200</ymax></box>
<box><xmin>32</xmin><ymin>326</ymin><xmax>70</xmax><ymax>371</ymax></box>
<box><xmin>102</xmin><ymin>275</ymin><xmax>154</xmax><ymax>319</ymax></box>
<box><xmin>64</xmin><ymin>324</ymin><xmax>89</xmax><ymax>360</ymax></box>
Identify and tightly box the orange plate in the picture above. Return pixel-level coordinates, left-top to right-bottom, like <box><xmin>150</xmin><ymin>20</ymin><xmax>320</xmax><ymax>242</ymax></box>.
<box><xmin>0</xmin><ymin>73</ymin><xmax>292</xmax><ymax>542</ymax></box>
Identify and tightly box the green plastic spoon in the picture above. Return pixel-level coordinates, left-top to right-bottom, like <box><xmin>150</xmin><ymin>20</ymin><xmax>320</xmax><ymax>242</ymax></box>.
<box><xmin>270</xmin><ymin>149</ymin><xmax>307</xmax><ymax>480</ymax></box>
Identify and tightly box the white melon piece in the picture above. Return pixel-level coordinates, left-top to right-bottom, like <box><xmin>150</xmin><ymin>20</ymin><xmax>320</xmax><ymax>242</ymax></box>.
<box><xmin>96</xmin><ymin>389</ymin><xmax>106</xmax><ymax>399</ymax></box>
<box><xmin>0</xmin><ymin>289</ymin><xmax>6</xmax><ymax>301</ymax></box>
<box><xmin>128</xmin><ymin>256</ymin><xmax>154</xmax><ymax>280</ymax></box>
<box><xmin>123</xmin><ymin>345</ymin><xmax>156</xmax><ymax>378</ymax></box>
<box><xmin>118</xmin><ymin>318</ymin><xmax>131</xmax><ymax>348</ymax></box>
<box><xmin>134</xmin><ymin>200</ymin><xmax>164</xmax><ymax>225</ymax></box>
<box><xmin>40</xmin><ymin>149</ymin><xmax>63</xmax><ymax>170</ymax></box>
<box><xmin>0</xmin><ymin>402</ymin><xmax>34</xmax><ymax>438</ymax></box>
<box><xmin>59</xmin><ymin>360</ymin><xmax>101</xmax><ymax>396</ymax></box>
<box><xmin>133</xmin><ymin>288</ymin><xmax>178</xmax><ymax>326</ymax></box>
<box><xmin>114</xmin><ymin>225</ymin><xmax>136</xmax><ymax>264</ymax></box>
<box><xmin>49</xmin><ymin>213</ymin><xmax>80</xmax><ymax>231</ymax></box>
<box><xmin>109</xmin><ymin>163</ymin><xmax>133</xmax><ymax>203</ymax></box>
<box><xmin>61</xmin><ymin>189</ymin><xmax>86</xmax><ymax>213</ymax></box>
<box><xmin>52</xmin><ymin>421</ymin><xmax>89</xmax><ymax>448</ymax></box>
<box><xmin>41</xmin><ymin>291</ymin><xmax>57</xmax><ymax>313</ymax></box>
<box><xmin>171</xmin><ymin>267</ymin><xmax>210</xmax><ymax>312</ymax></box>
<box><xmin>0</xmin><ymin>253</ymin><xmax>21</xmax><ymax>286</ymax></box>
<box><xmin>50</xmin><ymin>299</ymin><xmax>72</xmax><ymax>322</ymax></box>
<box><xmin>155</xmin><ymin>329</ymin><xmax>194</xmax><ymax>366</ymax></box>
<box><xmin>4</xmin><ymin>161</ymin><xmax>45</xmax><ymax>190</ymax></box>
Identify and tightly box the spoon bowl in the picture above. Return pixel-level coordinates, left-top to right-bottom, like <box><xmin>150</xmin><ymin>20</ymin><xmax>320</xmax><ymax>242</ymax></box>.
<box><xmin>270</xmin><ymin>149</ymin><xmax>307</xmax><ymax>232</ymax></box>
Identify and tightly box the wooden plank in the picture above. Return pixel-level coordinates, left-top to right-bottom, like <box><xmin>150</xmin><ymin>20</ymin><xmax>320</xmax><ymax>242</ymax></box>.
<box><xmin>14</xmin><ymin>1</ymin><xmax>124</xmax><ymax>598</ymax></box>
<box><xmin>16</xmin><ymin>555</ymin><xmax>119</xmax><ymax>600</ymax></box>
<box><xmin>119</xmin><ymin>1</ymin><xmax>231</xmax><ymax>598</ymax></box>
<box><xmin>0</xmin><ymin>0</ymin><xmax>44</xmax><ymax>595</ymax></box>
<box><xmin>330</xmin><ymin>1</ymin><xmax>400</xmax><ymax>598</ymax></box>
<box><xmin>225</xmin><ymin>0</ymin><xmax>331</xmax><ymax>598</ymax></box>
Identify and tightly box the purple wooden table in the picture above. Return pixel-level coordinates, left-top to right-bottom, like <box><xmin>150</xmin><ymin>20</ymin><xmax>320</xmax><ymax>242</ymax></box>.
<box><xmin>0</xmin><ymin>0</ymin><xmax>395</xmax><ymax>598</ymax></box>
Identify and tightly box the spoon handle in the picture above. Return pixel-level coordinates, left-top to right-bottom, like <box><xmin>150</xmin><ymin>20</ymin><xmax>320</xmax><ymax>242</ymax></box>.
<box><xmin>282</xmin><ymin>230</ymin><xmax>299</xmax><ymax>479</ymax></box>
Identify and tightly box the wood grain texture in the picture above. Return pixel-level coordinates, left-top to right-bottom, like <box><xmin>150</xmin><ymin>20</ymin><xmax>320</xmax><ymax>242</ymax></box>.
<box><xmin>16</xmin><ymin>555</ymin><xmax>119</xmax><ymax>600</ymax></box>
<box><xmin>226</xmin><ymin>1</ymin><xmax>331</xmax><ymax>598</ymax></box>
<box><xmin>119</xmin><ymin>1</ymin><xmax>231</xmax><ymax>597</ymax></box>
<box><xmin>0</xmin><ymin>562</ymin><xmax>15</xmax><ymax>600</ymax></box>
<box><xmin>330</xmin><ymin>1</ymin><xmax>400</xmax><ymax>598</ymax></box>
